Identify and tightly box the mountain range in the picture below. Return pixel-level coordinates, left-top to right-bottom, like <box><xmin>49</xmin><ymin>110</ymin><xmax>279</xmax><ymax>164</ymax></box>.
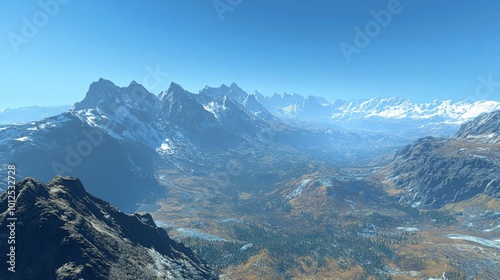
<box><xmin>0</xmin><ymin>79</ymin><xmax>407</xmax><ymax>211</ymax></box>
<box><xmin>255</xmin><ymin>92</ymin><xmax>500</xmax><ymax>139</ymax></box>
<box><xmin>4</xmin><ymin>82</ymin><xmax>500</xmax><ymax>140</ymax></box>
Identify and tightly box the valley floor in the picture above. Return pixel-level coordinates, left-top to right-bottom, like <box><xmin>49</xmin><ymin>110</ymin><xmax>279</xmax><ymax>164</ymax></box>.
<box><xmin>144</xmin><ymin>165</ymin><xmax>500</xmax><ymax>280</ymax></box>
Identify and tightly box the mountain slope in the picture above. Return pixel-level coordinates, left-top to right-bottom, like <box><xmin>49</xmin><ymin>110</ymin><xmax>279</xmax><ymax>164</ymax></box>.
<box><xmin>383</xmin><ymin>110</ymin><xmax>500</xmax><ymax>208</ymax></box>
<box><xmin>456</xmin><ymin>110</ymin><xmax>500</xmax><ymax>141</ymax></box>
<box><xmin>0</xmin><ymin>112</ymin><xmax>161</xmax><ymax>212</ymax></box>
<box><xmin>0</xmin><ymin>176</ymin><xmax>217</xmax><ymax>280</ymax></box>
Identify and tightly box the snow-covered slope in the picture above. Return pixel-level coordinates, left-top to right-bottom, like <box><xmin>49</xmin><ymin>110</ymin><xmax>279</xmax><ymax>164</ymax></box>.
<box><xmin>332</xmin><ymin>96</ymin><xmax>500</xmax><ymax>123</ymax></box>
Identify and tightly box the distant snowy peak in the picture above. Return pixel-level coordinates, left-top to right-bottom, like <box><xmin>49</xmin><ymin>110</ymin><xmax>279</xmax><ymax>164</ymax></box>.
<box><xmin>257</xmin><ymin>92</ymin><xmax>500</xmax><ymax>124</ymax></box>
<box><xmin>159</xmin><ymin>82</ymin><xmax>189</xmax><ymax>100</ymax></box>
<box><xmin>159</xmin><ymin>82</ymin><xmax>197</xmax><ymax>112</ymax></box>
<box><xmin>199</xmin><ymin>82</ymin><xmax>248</xmax><ymax>104</ymax></box>
<box><xmin>243</xmin><ymin>94</ymin><xmax>274</xmax><ymax>119</ymax></box>
<box><xmin>333</xmin><ymin>97</ymin><xmax>500</xmax><ymax>123</ymax></box>
<box><xmin>269</xmin><ymin>92</ymin><xmax>305</xmax><ymax>108</ymax></box>
<box><xmin>73</xmin><ymin>78</ymin><xmax>159</xmax><ymax>115</ymax></box>
<box><xmin>160</xmin><ymin>82</ymin><xmax>217</xmax><ymax>126</ymax></box>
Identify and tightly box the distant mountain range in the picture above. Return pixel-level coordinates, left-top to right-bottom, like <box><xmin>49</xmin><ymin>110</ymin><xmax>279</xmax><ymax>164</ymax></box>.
<box><xmin>0</xmin><ymin>105</ymin><xmax>70</xmax><ymax>125</ymax></box>
<box><xmin>3</xmin><ymin>83</ymin><xmax>499</xmax><ymax>140</ymax></box>
<box><xmin>254</xmin><ymin>92</ymin><xmax>500</xmax><ymax>138</ymax></box>
<box><xmin>0</xmin><ymin>176</ymin><xmax>217</xmax><ymax>279</ymax></box>
<box><xmin>257</xmin><ymin>92</ymin><xmax>500</xmax><ymax>124</ymax></box>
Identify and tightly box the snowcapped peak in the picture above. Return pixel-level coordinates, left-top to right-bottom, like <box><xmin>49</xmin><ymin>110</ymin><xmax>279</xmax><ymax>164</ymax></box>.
<box><xmin>160</xmin><ymin>82</ymin><xmax>193</xmax><ymax>102</ymax></box>
<box><xmin>230</xmin><ymin>82</ymin><xmax>242</xmax><ymax>90</ymax></box>
<box><xmin>243</xmin><ymin>94</ymin><xmax>258</xmax><ymax>103</ymax></box>
<box><xmin>92</xmin><ymin>78</ymin><xmax>119</xmax><ymax>89</ymax></box>
<box><xmin>166</xmin><ymin>82</ymin><xmax>186</xmax><ymax>94</ymax></box>
<box><xmin>214</xmin><ymin>84</ymin><xmax>230</xmax><ymax>94</ymax></box>
<box><xmin>242</xmin><ymin>94</ymin><xmax>274</xmax><ymax>120</ymax></box>
<box><xmin>97</xmin><ymin>77</ymin><xmax>113</xmax><ymax>83</ymax></box>
<box><xmin>73</xmin><ymin>78</ymin><xmax>159</xmax><ymax>117</ymax></box>
<box><xmin>159</xmin><ymin>83</ymin><xmax>195</xmax><ymax>109</ymax></box>
<box><xmin>198</xmin><ymin>83</ymin><xmax>248</xmax><ymax>104</ymax></box>
<box><xmin>72</xmin><ymin>79</ymin><xmax>122</xmax><ymax>111</ymax></box>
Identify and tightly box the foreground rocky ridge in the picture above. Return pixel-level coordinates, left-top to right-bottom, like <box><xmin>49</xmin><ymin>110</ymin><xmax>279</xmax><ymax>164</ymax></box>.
<box><xmin>0</xmin><ymin>176</ymin><xmax>217</xmax><ymax>280</ymax></box>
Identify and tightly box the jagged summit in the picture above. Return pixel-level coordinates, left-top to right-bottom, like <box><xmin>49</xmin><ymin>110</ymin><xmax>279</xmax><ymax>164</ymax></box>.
<box><xmin>163</xmin><ymin>82</ymin><xmax>188</xmax><ymax>96</ymax></box>
<box><xmin>243</xmin><ymin>94</ymin><xmax>274</xmax><ymax>120</ymax></box>
<box><xmin>199</xmin><ymin>82</ymin><xmax>248</xmax><ymax>104</ymax></box>
<box><xmin>0</xmin><ymin>176</ymin><xmax>217</xmax><ymax>280</ymax></box>
<box><xmin>73</xmin><ymin>78</ymin><xmax>158</xmax><ymax>113</ymax></box>
<box><xmin>159</xmin><ymin>82</ymin><xmax>197</xmax><ymax>111</ymax></box>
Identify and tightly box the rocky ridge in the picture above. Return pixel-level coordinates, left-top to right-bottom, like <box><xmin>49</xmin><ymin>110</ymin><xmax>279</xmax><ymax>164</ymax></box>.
<box><xmin>0</xmin><ymin>176</ymin><xmax>217</xmax><ymax>280</ymax></box>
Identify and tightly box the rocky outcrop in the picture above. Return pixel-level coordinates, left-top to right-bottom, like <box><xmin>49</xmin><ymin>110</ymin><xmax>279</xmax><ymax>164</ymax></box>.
<box><xmin>0</xmin><ymin>176</ymin><xmax>217</xmax><ymax>280</ymax></box>
<box><xmin>388</xmin><ymin>110</ymin><xmax>500</xmax><ymax>208</ymax></box>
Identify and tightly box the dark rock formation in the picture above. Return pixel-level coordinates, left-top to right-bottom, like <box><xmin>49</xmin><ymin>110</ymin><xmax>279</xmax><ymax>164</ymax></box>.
<box><xmin>0</xmin><ymin>176</ymin><xmax>217</xmax><ymax>280</ymax></box>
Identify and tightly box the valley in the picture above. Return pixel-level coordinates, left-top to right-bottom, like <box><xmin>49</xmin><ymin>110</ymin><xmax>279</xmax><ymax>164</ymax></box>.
<box><xmin>151</xmin><ymin>159</ymin><xmax>499</xmax><ymax>279</ymax></box>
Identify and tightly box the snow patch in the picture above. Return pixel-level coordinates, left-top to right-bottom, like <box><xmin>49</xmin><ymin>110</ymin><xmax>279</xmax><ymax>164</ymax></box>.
<box><xmin>203</xmin><ymin>101</ymin><xmax>227</xmax><ymax>118</ymax></box>
<box><xmin>240</xmin><ymin>243</ymin><xmax>253</xmax><ymax>252</ymax></box>
<box><xmin>484</xmin><ymin>225</ymin><xmax>500</xmax><ymax>232</ymax></box>
<box><xmin>156</xmin><ymin>139</ymin><xmax>175</xmax><ymax>155</ymax></box>
<box><xmin>397</xmin><ymin>227</ymin><xmax>420</xmax><ymax>232</ymax></box>
<box><xmin>14</xmin><ymin>136</ymin><xmax>31</xmax><ymax>142</ymax></box>
<box><xmin>90</xmin><ymin>221</ymin><xmax>117</xmax><ymax>239</ymax></box>
<box><xmin>287</xmin><ymin>179</ymin><xmax>311</xmax><ymax>198</ymax></box>
<box><xmin>146</xmin><ymin>248</ymin><xmax>177</xmax><ymax>279</ymax></box>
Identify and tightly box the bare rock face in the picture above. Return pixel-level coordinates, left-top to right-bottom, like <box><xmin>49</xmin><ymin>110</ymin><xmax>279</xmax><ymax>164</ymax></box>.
<box><xmin>456</xmin><ymin>110</ymin><xmax>500</xmax><ymax>140</ymax></box>
<box><xmin>0</xmin><ymin>176</ymin><xmax>217</xmax><ymax>280</ymax></box>
<box><xmin>388</xmin><ymin>110</ymin><xmax>500</xmax><ymax>208</ymax></box>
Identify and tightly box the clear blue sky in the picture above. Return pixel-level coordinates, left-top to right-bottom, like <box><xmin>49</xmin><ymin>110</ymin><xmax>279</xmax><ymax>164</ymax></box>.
<box><xmin>1</xmin><ymin>0</ymin><xmax>499</xmax><ymax>108</ymax></box>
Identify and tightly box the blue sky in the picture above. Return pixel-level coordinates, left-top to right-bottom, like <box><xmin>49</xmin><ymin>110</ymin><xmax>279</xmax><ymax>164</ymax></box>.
<box><xmin>1</xmin><ymin>0</ymin><xmax>499</xmax><ymax>108</ymax></box>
